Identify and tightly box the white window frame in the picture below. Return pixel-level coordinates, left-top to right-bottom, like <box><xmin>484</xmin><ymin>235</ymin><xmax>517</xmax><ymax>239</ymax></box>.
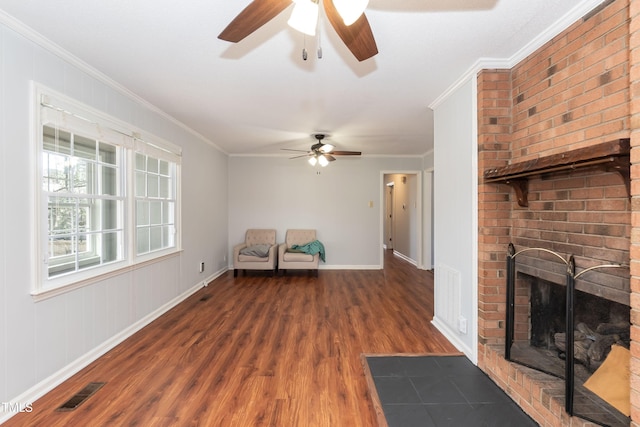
<box><xmin>32</xmin><ymin>83</ymin><xmax>182</xmax><ymax>300</ymax></box>
<box><xmin>132</xmin><ymin>140</ymin><xmax>180</xmax><ymax>263</ymax></box>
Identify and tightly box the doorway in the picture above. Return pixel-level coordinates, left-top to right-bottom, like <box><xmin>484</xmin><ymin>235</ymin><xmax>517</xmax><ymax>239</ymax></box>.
<box><xmin>381</xmin><ymin>172</ymin><xmax>422</xmax><ymax>268</ymax></box>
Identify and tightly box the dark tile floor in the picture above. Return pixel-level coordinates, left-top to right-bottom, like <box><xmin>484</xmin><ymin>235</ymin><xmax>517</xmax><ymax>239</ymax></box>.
<box><xmin>366</xmin><ymin>355</ymin><xmax>539</xmax><ymax>427</ymax></box>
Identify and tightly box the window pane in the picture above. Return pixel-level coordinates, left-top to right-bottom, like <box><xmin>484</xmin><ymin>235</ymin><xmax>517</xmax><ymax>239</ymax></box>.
<box><xmin>102</xmin><ymin>199</ymin><xmax>119</xmax><ymax>230</ymax></box>
<box><xmin>48</xmin><ymin>235</ymin><xmax>77</xmax><ymax>278</ymax></box>
<box><xmin>71</xmin><ymin>159</ymin><xmax>93</xmax><ymax>194</ymax></box>
<box><xmin>102</xmin><ymin>231</ymin><xmax>119</xmax><ymax>263</ymax></box>
<box><xmin>135</xmin><ymin>171</ymin><xmax>146</xmax><ymax>197</ymax></box>
<box><xmin>74</xmin><ymin>134</ymin><xmax>96</xmax><ymax>160</ymax></box>
<box><xmin>42</xmin><ymin>152</ymin><xmax>70</xmax><ymax>192</ymax></box>
<box><xmin>49</xmin><ymin>196</ymin><xmax>76</xmax><ymax>235</ymax></box>
<box><xmin>150</xmin><ymin>201</ymin><xmax>162</xmax><ymax>225</ymax></box>
<box><xmin>164</xmin><ymin>202</ymin><xmax>174</xmax><ymax>224</ymax></box>
<box><xmin>43</xmin><ymin>126</ymin><xmax>71</xmax><ymax>155</ymax></box>
<box><xmin>137</xmin><ymin>227</ymin><xmax>149</xmax><ymax>254</ymax></box>
<box><xmin>137</xmin><ymin>200</ymin><xmax>149</xmax><ymax>226</ymax></box>
<box><xmin>135</xmin><ymin>153</ymin><xmax>146</xmax><ymax>171</ymax></box>
<box><xmin>159</xmin><ymin>160</ymin><xmax>169</xmax><ymax>176</ymax></box>
<box><xmin>101</xmin><ymin>165</ymin><xmax>118</xmax><ymax>196</ymax></box>
<box><xmin>77</xmin><ymin>198</ymin><xmax>90</xmax><ymax>233</ymax></box>
<box><xmin>49</xmin><ymin>235</ymin><xmax>75</xmax><ymax>258</ymax></box>
<box><xmin>163</xmin><ymin>226</ymin><xmax>174</xmax><ymax>247</ymax></box>
<box><xmin>159</xmin><ymin>176</ymin><xmax>170</xmax><ymax>198</ymax></box>
<box><xmin>147</xmin><ymin>157</ymin><xmax>159</xmax><ymax>174</ymax></box>
<box><xmin>147</xmin><ymin>175</ymin><xmax>159</xmax><ymax>198</ymax></box>
<box><xmin>150</xmin><ymin>226</ymin><xmax>162</xmax><ymax>251</ymax></box>
<box><xmin>99</xmin><ymin>142</ymin><xmax>117</xmax><ymax>165</ymax></box>
<box><xmin>77</xmin><ymin>233</ymin><xmax>89</xmax><ymax>254</ymax></box>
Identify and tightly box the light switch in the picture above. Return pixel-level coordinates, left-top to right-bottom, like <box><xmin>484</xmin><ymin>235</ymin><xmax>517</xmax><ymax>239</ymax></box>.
<box><xmin>368</xmin><ymin>201</ymin><xmax>374</xmax><ymax>208</ymax></box>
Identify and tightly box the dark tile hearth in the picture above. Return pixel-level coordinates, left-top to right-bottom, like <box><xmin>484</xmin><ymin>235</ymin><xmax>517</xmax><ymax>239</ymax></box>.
<box><xmin>366</xmin><ymin>355</ymin><xmax>538</xmax><ymax>427</ymax></box>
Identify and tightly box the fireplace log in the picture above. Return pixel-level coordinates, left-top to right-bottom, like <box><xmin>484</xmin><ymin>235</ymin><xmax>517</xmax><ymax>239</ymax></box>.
<box><xmin>596</xmin><ymin>321</ymin><xmax>629</xmax><ymax>336</ymax></box>
<box><xmin>577</xmin><ymin>322</ymin><xmax>595</xmax><ymax>337</ymax></box>
<box><xmin>554</xmin><ymin>321</ymin><xmax>629</xmax><ymax>372</ymax></box>
<box><xmin>575</xmin><ymin>339</ymin><xmax>592</xmax><ymax>366</ymax></box>
<box><xmin>554</xmin><ymin>331</ymin><xmax>589</xmax><ymax>352</ymax></box>
<box><xmin>588</xmin><ymin>334</ymin><xmax>619</xmax><ymax>364</ymax></box>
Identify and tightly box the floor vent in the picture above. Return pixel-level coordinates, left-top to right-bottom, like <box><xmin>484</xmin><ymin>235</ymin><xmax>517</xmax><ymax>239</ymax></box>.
<box><xmin>56</xmin><ymin>382</ymin><xmax>105</xmax><ymax>411</ymax></box>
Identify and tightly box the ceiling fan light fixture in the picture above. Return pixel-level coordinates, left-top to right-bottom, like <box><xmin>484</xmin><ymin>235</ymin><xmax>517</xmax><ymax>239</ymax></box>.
<box><xmin>333</xmin><ymin>0</ymin><xmax>369</xmax><ymax>26</ymax></box>
<box><xmin>318</xmin><ymin>155</ymin><xmax>329</xmax><ymax>167</ymax></box>
<box><xmin>308</xmin><ymin>156</ymin><xmax>318</xmax><ymax>166</ymax></box>
<box><xmin>321</xmin><ymin>143</ymin><xmax>334</xmax><ymax>153</ymax></box>
<box><xmin>288</xmin><ymin>0</ymin><xmax>319</xmax><ymax>36</ymax></box>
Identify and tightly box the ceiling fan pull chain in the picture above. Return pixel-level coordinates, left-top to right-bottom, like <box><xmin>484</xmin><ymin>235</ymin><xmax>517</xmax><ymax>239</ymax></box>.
<box><xmin>302</xmin><ymin>34</ymin><xmax>308</xmax><ymax>61</ymax></box>
<box><xmin>317</xmin><ymin>19</ymin><xmax>323</xmax><ymax>59</ymax></box>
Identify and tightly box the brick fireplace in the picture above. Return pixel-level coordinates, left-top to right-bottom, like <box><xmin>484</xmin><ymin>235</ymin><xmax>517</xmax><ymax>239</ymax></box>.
<box><xmin>476</xmin><ymin>0</ymin><xmax>637</xmax><ymax>425</ymax></box>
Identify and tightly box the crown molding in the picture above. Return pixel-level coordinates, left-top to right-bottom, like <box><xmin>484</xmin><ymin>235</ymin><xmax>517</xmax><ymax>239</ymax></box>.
<box><xmin>429</xmin><ymin>0</ymin><xmax>608</xmax><ymax>110</ymax></box>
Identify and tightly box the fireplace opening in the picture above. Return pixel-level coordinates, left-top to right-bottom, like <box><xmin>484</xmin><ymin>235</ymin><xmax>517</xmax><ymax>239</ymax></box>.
<box><xmin>511</xmin><ymin>274</ymin><xmax>630</xmax><ymax>379</ymax></box>
<box><xmin>505</xmin><ymin>246</ymin><xmax>630</xmax><ymax>427</ymax></box>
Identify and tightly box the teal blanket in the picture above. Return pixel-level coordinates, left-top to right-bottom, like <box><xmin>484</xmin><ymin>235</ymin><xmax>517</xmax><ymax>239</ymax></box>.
<box><xmin>291</xmin><ymin>240</ymin><xmax>326</xmax><ymax>262</ymax></box>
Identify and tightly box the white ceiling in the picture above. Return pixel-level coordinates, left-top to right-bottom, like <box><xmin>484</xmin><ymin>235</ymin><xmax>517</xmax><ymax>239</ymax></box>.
<box><xmin>0</xmin><ymin>0</ymin><xmax>600</xmax><ymax>156</ymax></box>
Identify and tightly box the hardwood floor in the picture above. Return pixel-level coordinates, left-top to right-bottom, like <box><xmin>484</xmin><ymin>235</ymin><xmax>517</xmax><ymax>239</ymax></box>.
<box><xmin>5</xmin><ymin>251</ymin><xmax>457</xmax><ymax>426</ymax></box>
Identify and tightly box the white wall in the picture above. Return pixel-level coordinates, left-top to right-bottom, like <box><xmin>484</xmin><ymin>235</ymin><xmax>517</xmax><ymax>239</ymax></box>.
<box><xmin>228</xmin><ymin>156</ymin><xmax>423</xmax><ymax>268</ymax></box>
<box><xmin>0</xmin><ymin>20</ymin><xmax>228</xmax><ymax>417</ymax></box>
<box><xmin>432</xmin><ymin>77</ymin><xmax>478</xmax><ymax>361</ymax></box>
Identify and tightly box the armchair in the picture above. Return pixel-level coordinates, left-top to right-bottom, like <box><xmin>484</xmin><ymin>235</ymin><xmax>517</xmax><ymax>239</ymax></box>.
<box><xmin>278</xmin><ymin>229</ymin><xmax>320</xmax><ymax>277</ymax></box>
<box><xmin>233</xmin><ymin>229</ymin><xmax>278</xmax><ymax>277</ymax></box>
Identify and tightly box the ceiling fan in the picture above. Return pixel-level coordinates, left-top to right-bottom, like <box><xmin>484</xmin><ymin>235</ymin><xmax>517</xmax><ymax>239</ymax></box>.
<box><xmin>218</xmin><ymin>0</ymin><xmax>378</xmax><ymax>62</ymax></box>
<box><xmin>283</xmin><ymin>134</ymin><xmax>362</xmax><ymax>166</ymax></box>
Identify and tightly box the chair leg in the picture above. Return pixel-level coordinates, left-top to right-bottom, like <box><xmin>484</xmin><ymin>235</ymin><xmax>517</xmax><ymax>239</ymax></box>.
<box><xmin>234</xmin><ymin>269</ymin><xmax>238</xmax><ymax>278</ymax></box>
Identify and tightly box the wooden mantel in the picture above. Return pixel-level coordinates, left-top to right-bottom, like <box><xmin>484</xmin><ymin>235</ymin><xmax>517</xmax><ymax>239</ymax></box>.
<box><xmin>483</xmin><ymin>139</ymin><xmax>630</xmax><ymax>207</ymax></box>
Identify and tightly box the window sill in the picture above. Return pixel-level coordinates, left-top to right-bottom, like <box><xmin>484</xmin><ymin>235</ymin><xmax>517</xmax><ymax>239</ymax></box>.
<box><xmin>31</xmin><ymin>250</ymin><xmax>183</xmax><ymax>302</ymax></box>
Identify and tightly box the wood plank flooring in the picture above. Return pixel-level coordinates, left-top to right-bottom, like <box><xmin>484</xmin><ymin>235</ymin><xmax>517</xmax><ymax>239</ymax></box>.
<box><xmin>5</xmin><ymin>251</ymin><xmax>457</xmax><ymax>426</ymax></box>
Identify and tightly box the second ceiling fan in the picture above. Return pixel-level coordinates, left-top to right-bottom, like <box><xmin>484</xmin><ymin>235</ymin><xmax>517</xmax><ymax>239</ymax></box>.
<box><xmin>283</xmin><ymin>134</ymin><xmax>362</xmax><ymax>167</ymax></box>
<box><xmin>218</xmin><ymin>0</ymin><xmax>378</xmax><ymax>62</ymax></box>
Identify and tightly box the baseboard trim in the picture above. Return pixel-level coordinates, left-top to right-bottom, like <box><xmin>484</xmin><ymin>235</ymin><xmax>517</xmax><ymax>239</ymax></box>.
<box><xmin>431</xmin><ymin>317</ymin><xmax>474</xmax><ymax>362</ymax></box>
<box><xmin>0</xmin><ymin>280</ymin><xmax>205</xmax><ymax>424</ymax></box>
<box><xmin>203</xmin><ymin>267</ymin><xmax>227</xmax><ymax>286</ymax></box>
<box><xmin>392</xmin><ymin>250</ymin><xmax>416</xmax><ymax>266</ymax></box>
<box><xmin>319</xmin><ymin>265</ymin><xmax>382</xmax><ymax>270</ymax></box>
<box><xmin>228</xmin><ymin>264</ymin><xmax>383</xmax><ymax>270</ymax></box>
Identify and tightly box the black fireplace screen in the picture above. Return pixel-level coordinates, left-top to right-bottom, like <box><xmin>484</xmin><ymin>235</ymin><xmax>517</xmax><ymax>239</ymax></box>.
<box><xmin>505</xmin><ymin>243</ymin><xmax>630</xmax><ymax>427</ymax></box>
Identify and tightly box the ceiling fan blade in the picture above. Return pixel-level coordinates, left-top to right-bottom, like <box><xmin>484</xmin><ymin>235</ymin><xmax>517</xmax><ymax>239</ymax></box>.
<box><xmin>325</xmin><ymin>154</ymin><xmax>337</xmax><ymax>162</ymax></box>
<box><xmin>281</xmin><ymin>148</ymin><xmax>310</xmax><ymax>153</ymax></box>
<box><xmin>218</xmin><ymin>0</ymin><xmax>292</xmax><ymax>42</ymax></box>
<box><xmin>332</xmin><ymin>150</ymin><xmax>362</xmax><ymax>156</ymax></box>
<box><xmin>323</xmin><ymin>0</ymin><xmax>378</xmax><ymax>61</ymax></box>
<box><xmin>289</xmin><ymin>153</ymin><xmax>312</xmax><ymax>159</ymax></box>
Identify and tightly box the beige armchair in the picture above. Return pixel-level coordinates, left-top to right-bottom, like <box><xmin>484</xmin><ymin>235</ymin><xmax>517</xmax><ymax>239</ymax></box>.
<box><xmin>278</xmin><ymin>229</ymin><xmax>321</xmax><ymax>277</ymax></box>
<box><xmin>233</xmin><ymin>229</ymin><xmax>277</xmax><ymax>277</ymax></box>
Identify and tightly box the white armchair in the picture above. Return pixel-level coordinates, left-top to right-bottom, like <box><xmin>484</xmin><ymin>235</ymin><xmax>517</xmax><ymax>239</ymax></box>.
<box><xmin>233</xmin><ymin>229</ymin><xmax>278</xmax><ymax>277</ymax></box>
<box><xmin>278</xmin><ymin>229</ymin><xmax>320</xmax><ymax>277</ymax></box>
